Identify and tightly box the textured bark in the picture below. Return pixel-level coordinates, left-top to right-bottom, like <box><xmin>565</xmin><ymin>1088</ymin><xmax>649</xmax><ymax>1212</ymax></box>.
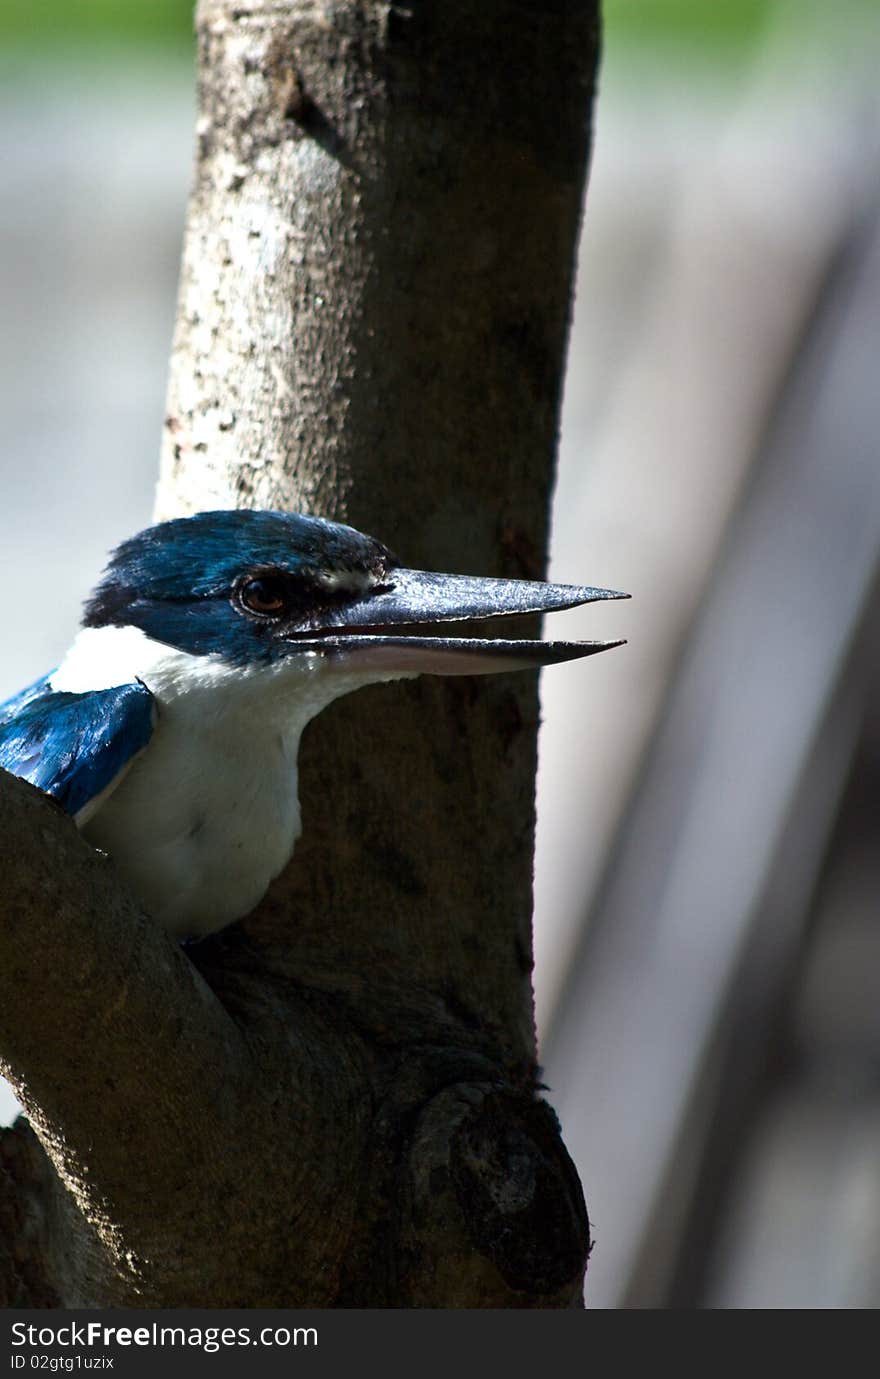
<box><xmin>1</xmin><ymin>0</ymin><xmax>599</xmax><ymax>1306</ymax></box>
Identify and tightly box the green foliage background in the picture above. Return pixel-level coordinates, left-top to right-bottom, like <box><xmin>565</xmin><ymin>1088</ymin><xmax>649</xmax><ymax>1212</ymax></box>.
<box><xmin>1</xmin><ymin>0</ymin><xmax>877</xmax><ymax>66</ymax></box>
<box><xmin>0</xmin><ymin>0</ymin><xmax>194</xmax><ymax>49</ymax></box>
<box><xmin>0</xmin><ymin>0</ymin><xmax>776</xmax><ymax>54</ymax></box>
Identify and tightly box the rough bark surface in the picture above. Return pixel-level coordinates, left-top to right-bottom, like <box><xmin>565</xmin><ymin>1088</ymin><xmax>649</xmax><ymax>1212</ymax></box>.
<box><xmin>1</xmin><ymin>0</ymin><xmax>599</xmax><ymax>1306</ymax></box>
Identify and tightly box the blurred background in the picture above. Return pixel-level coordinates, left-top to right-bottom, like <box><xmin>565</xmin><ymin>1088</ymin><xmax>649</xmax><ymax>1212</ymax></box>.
<box><xmin>1</xmin><ymin>0</ymin><xmax>879</xmax><ymax>1308</ymax></box>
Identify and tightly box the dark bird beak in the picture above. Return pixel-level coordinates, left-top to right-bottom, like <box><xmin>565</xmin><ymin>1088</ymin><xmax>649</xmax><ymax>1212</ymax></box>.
<box><xmin>285</xmin><ymin>568</ymin><xmax>629</xmax><ymax>674</ymax></box>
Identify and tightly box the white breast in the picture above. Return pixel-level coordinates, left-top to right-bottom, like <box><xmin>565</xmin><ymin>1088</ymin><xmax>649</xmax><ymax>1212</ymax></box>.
<box><xmin>51</xmin><ymin>626</ymin><xmax>400</xmax><ymax>938</ymax></box>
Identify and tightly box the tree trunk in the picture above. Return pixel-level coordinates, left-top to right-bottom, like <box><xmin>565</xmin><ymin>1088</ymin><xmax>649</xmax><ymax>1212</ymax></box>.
<box><xmin>0</xmin><ymin>0</ymin><xmax>599</xmax><ymax>1307</ymax></box>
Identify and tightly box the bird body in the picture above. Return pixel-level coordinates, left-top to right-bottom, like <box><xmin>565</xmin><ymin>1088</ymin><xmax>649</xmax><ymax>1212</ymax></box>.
<box><xmin>0</xmin><ymin>510</ymin><xmax>626</xmax><ymax>939</ymax></box>
<box><xmin>48</xmin><ymin>624</ymin><xmax>402</xmax><ymax>936</ymax></box>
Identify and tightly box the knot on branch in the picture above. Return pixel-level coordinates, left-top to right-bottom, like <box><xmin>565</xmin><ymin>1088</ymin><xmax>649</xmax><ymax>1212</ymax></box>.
<box><xmin>450</xmin><ymin>1087</ymin><xmax>590</xmax><ymax>1294</ymax></box>
<box><xmin>403</xmin><ymin>1080</ymin><xmax>589</xmax><ymax>1307</ymax></box>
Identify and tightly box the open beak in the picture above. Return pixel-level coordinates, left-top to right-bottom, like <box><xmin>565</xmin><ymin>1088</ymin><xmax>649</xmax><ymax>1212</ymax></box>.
<box><xmin>284</xmin><ymin>568</ymin><xmax>629</xmax><ymax>674</ymax></box>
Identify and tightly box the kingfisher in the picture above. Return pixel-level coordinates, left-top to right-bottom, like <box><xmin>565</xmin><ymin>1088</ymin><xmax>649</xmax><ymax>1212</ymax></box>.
<box><xmin>0</xmin><ymin>510</ymin><xmax>626</xmax><ymax>939</ymax></box>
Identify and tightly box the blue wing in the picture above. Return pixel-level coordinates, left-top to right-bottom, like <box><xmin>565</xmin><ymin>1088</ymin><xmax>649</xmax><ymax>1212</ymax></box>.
<box><xmin>0</xmin><ymin>674</ymin><xmax>155</xmax><ymax>818</ymax></box>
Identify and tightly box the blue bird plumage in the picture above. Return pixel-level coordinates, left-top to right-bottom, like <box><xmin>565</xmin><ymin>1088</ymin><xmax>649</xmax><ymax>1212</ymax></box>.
<box><xmin>0</xmin><ymin>678</ymin><xmax>154</xmax><ymax>819</ymax></box>
<box><xmin>0</xmin><ymin>510</ymin><xmax>627</xmax><ymax>938</ymax></box>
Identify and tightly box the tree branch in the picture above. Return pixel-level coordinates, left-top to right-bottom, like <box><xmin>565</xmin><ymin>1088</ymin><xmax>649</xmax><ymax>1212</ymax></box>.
<box><xmin>0</xmin><ymin>772</ymin><xmax>372</xmax><ymax>1306</ymax></box>
<box><xmin>159</xmin><ymin>0</ymin><xmax>599</xmax><ymax>1070</ymax></box>
<box><xmin>1</xmin><ymin>0</ymin><xmax>599</xmax><ymax>1306</ymax></box>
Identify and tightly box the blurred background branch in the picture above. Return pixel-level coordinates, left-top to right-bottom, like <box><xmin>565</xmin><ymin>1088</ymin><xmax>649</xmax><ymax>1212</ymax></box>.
<box><xmin>1</xmin><ymin>0</ymin><xmax>879</xmax><ymax>1308</ymax></box>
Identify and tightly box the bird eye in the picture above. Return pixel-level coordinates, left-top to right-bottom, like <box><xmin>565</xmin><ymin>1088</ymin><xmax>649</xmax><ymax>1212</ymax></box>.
<box><xmin>239</xmin><ymin>576</ymin><xmax>287</xmax><ymax>617</ymax></box>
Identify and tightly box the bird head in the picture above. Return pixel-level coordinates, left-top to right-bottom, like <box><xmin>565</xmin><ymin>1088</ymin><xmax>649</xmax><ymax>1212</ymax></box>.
<box><xmin>82</xmin><ymin>510</ymin><xmax>627</xmax><ymax>676</ymax></box>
